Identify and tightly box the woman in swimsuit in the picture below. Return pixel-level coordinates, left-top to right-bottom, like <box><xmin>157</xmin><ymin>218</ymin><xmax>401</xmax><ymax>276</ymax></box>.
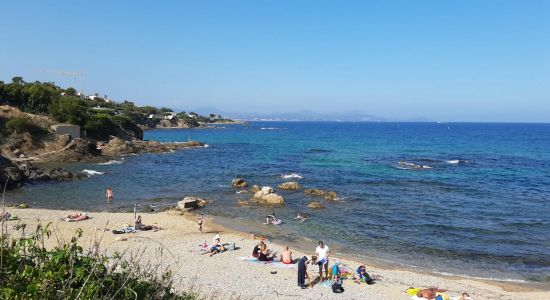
<box><xmin>258</xmin><ymin>244</ymin><xmax>274</xmax><ymax>261</ymax></box>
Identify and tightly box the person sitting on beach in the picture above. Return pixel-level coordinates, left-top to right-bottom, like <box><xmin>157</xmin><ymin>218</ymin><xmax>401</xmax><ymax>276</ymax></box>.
<box><xmin>458</xmin><ymin>292</ymin><xmax>474</xmax><ymax>300</ymax></box>
<box><xmin>297</xmin><ymin>256</ymin><xmax>313</xmax><ymax>289</ymax></box>
<box><xmin>281</xmin><ymin>246</ymin><xmax>293</xmax><ymax>264</ymax></box>
<box><xmin>133</xmin><ymin>215</ymin><xmax>158</xmax><ymax>231</ymax></box>
<box><xmin>258</xmin><ymin>244</ymin><xmax>274</xmax><ymax>261</ymax></box>
<box><xmin>315</xmin><ymin>240</ymin><xmax>330</xmax><ymax>280</ymax></box>
<box><xmin>355</xmin><ymin>265</ymin><xmax>374</xmax><ymax>284</ymax></box>
<box><xmin>252</xmin><ymin>241</ymin><xmax>265</xmax><ymax>258</ymax></box>
<box><xmin>204</xmin><ymin>238</ymin><xmax>225</xmax><ymax>257</ymax></box>
<box><xmin>417</xmin><ymin>287</ymin><xmax>448</xmax><ymax>300</ymax></box>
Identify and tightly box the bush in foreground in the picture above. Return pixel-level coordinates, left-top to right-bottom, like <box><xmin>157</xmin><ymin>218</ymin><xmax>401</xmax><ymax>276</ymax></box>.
<box><xmin>0</xmin><ymin>223</ymin><xmax>193</xmax><ymax>300</ymax></box>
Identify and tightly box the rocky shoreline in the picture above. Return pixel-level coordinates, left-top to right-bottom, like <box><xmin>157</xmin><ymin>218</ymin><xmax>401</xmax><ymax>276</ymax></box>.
<box><xmin>0</xmin><ymin>135</ymin><xmax>205</xmax><ymax>190</ymax></box>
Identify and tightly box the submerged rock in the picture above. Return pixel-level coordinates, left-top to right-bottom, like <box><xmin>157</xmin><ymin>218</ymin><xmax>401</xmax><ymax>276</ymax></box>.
<box><xmin>304</xmin><ymin>188</ymin><xmax>338</xmax><ymax>201</ymax></box>
<box><xmin>278</xmin><ymin>181</ymin><xmax>301</xmax><ymax>190</ymax></box>
<box><xmin>251</xmin><ymin>186</ymin><xmax>285</xmax><ymax>204</ymax></box>
<box><xmin>308</xmin><ymin>201</ymin><xmax>324</xmax><ymax>209</ymax></box>
<box><xmin>231</xmin><ymin>178</ymin><xmax>248</xmax><ymax>188</ymax></box>
<box><xmin>249</xmin><ymin>185</ymin><xmax>261</xmax><ymax>193</ymax></box>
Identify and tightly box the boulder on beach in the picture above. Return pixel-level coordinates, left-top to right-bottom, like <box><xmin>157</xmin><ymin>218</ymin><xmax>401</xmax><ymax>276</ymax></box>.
<box><xmin>278</xmin><ymin>181</ymin><xmax>301</xmax><ymax>190</ymax></box>
<box><xmin>308</xmin><ymin>201</ymin><xmax>324</xmax><ymax>209</ymax></box>
<box><xmin>304</xmin><ymin>188</ymin><xmax>338</xmax><ymax>201</ymax></box>
<box><xmin>251</xmin><ymin>186</ymin><xmax>285</xmax><ymax>204</ymax></box>
<box><xmin>231</xmin><ymin>178</ymin><xmax>248</xmax><ymax>188</ymax></box>
<box><xmin>177</xmin><ymin>196</ymin><xmax>208</xmax><ymax>212</ymax></box>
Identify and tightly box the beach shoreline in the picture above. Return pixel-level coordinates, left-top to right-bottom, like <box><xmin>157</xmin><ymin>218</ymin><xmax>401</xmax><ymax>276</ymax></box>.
<box><xmin>3</xmin><ymin>207</ymin><xmax>549</xmax><ymax>299</ymax></box>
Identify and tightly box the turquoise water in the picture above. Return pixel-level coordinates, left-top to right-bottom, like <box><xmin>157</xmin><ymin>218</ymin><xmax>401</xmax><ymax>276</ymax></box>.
<box><xmin>8</xmin><ymin>122</ymin><xmax>550</xmax><ymax>282</ymax></box>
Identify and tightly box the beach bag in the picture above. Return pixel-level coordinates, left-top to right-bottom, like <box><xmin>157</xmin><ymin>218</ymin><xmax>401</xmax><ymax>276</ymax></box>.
<box><xmin>332</xmin><ymin>282</ymin><xmax>344</xmax><ymax>293</ymax></box>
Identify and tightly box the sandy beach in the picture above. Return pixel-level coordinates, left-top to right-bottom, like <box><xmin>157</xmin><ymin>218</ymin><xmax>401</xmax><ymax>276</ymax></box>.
<box><xmin>2</xmin><ymin>207</ymin><xmax>548</xmax><ymax>300</ymax></box>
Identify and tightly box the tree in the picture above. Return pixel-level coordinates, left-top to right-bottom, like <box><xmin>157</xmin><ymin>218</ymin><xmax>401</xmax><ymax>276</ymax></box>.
<box><xmin>65</xmin><ymin>87</ymin><xmax>77</xmax><ymax>96</ymax></box>
<box><xmin>48</xmin><ymin>96</ymin><xmax>88</xmax><ymax>126</ymax></box>
<box><xmin>11</xmin><ymin>76</ymin><xmax>24</xmax><ymax>84</ymax></box>
<box><xmin>23</xmin><ymin>84</ymin><xmax>56</xmax><ymax>114</ymax></box>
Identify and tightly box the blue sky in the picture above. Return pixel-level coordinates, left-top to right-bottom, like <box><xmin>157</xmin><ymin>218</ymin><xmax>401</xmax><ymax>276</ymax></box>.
<box><xmin>1</xmin><ymin>1</ymin><xmax>549</xmax><ymax>122</ymax></box>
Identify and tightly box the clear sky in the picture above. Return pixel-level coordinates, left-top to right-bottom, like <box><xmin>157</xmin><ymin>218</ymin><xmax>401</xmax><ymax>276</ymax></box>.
<box><xmin>1</xmin><ymin>1</ymin><xmax>549</xmax><ymax>122</ymax></box>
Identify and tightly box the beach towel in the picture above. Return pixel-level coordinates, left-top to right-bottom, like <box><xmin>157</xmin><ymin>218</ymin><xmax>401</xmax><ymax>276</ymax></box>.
<box><xmin>236</xmin><ymin>257</ymin><xmax>297</xmax><ymax>269</ymax></box>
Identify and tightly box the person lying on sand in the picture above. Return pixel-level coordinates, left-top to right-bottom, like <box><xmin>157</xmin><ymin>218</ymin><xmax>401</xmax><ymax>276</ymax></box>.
<box><xmin>281</xmin><ymin>246</ymin><xmax>293</xmax><ymax>264</ymax></box>
<box><xmin>458</xmin><ymin>292</ymin><xmax>474</xmax><ymax>300</ymax></box>
<box><xmin>258</xmin><ymin>244</ymin><xmax>274</xmax><ymax>261</ymax></box>
<box><xmin>65</xmin><ymin>212</ymin><xmax>89</xmax><ymax>222</ymax></box>
<box><xmin>417</xmin><ymin>287</ymin><xmax>448</xmax><ymax>300</ymax></box>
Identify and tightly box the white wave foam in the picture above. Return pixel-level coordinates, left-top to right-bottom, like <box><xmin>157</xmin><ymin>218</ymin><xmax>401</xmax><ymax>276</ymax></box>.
<box><xmin>98</xmin><ymin>160</ymin><xmax>123</xmax><ymax>165</ymax></box>
<box><xmin>260</xmin><ymin>127</ymin><xmax>280</xmax><ymax>130</ymax></box>
<box><xmin>446</xmin><ymin>159</ymin><xmax>467</xmax><ymax>164</ymax></box>
<box><xmin>236</xmin><ymin>190</ymin><xmax>247</xmax><ymax>194</ymax></box>
<box><xmin>281</xmin><ymin>173</ymin><xmax>303</xmax><ymax>179</ymax></box>
<box><xmin>83</xmin><ymin>169</ymin><xmax>104</xmax><ymax>176</ymax></box>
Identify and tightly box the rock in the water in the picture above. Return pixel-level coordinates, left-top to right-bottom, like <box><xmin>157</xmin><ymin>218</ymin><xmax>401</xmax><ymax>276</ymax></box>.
<box><xmin>304</xmin><ymin>188</ymin><xmax>338</xmax><ymax>201</ymax></box>
<box><xmin>177</xmin><ymin>196</ymin><xmax>208</xmax><ymax>211</ymax></box>
<box><xmin>237</xmin><ymin>200</ymin><xmax>249</xmax><ymax>206</ymax></box>
<box><xmin>308</xmin><ymin>201</ymin><xmax>324</xmax><ymax>209</ymax></box>
<box><xmin>278</xmin><ymin>181</ymin><xmax>301</xmax><ymax>190</ymax></box>
<box><xmin>231</xmin><ymin>178</ymin><xmax>248</xmax><ymax>188</ymax></box>
<box><xmin>18</xmin><ymin>203</ymin><xmax>29</xmax><ymax>208</ymax></box>
<box><xmin>251</xmin><ymin>186</ymin><xmax>285</xmax><ymax>204</ymax></box>
<box><xmin>249</xmin><ymin>185</ymin><xmax>261</xmax><ymax>193</ymax></box>
<box><xmin>0</xmin><ymin>155</ymin><xmax>25</xmax><ymax>189</ymax></box>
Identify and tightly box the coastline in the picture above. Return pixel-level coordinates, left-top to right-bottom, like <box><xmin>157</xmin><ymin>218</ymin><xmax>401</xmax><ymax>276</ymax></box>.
<box><xmin>4</xmin><ymin>207</ymin><xmax>549</xmax><ymax>299</ymax></box>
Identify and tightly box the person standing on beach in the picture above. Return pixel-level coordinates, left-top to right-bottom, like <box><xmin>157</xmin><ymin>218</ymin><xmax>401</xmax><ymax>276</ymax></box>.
<box><xmin>297</xmin><ymin>256</ymin><xmax>313</xmax><ymax>289</ymax></box>
<box><xmin>106</xmin><ymin>187</ymin><xmax>113</xmax><ymax>203</ymax></box>
<box><xmin>197</xmin><ymin>213</ymin><xmax>204</xmax><ymax>232</ymax></box>
<box><xmin>315</xmin><ymin>240</ymin><xmax>330</xmax><ymax>281</ymax></box>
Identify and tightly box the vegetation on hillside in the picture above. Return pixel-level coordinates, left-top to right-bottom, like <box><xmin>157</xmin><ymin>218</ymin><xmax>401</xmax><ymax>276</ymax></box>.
<box><xmin>0</xmin><ymin>77</ymin><xmax>234</xmax><ymax>141</ymax></box>
<box><xmin>0</xmin><ymin>223</ymin><xmax>194</xmax><ymax>299</ymax></box>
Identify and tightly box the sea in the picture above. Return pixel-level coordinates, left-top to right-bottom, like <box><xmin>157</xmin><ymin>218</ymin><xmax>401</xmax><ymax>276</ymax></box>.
<box><xmin>7</xmin><ymin>122</ymin><xmax>550</xmax><ymax>283</ymax></box>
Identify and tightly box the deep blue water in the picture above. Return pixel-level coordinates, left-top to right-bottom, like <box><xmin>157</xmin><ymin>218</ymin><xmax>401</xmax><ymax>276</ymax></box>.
<box><xmin>7</xmin><ymin>122</ymin><xmax>550</xmax><ymax>282</ymax></box>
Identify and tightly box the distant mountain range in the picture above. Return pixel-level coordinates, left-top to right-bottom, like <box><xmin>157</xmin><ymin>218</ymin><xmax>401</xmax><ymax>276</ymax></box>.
<box><xmin>188</xmin><ymin>107</ymin><xmax>431</xmax><ymax>122</ymax></box>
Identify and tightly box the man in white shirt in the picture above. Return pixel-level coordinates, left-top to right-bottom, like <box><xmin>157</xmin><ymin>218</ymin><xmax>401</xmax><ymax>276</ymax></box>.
<box><xmin>315</xmin><ymin>240</ymin><xmax>330</xmax><ymax>280</ymax></box>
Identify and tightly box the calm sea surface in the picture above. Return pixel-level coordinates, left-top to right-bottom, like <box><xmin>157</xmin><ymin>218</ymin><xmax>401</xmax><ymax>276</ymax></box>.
<box><xmin>8</xmin><ymin>122</ymin><xmax>550</xmax><ymax>282</ymax></box>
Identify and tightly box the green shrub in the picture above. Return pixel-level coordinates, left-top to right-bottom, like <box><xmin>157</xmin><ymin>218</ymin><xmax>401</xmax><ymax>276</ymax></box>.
<box><xmin>48</xmin><ymin>97</ymin><xmax>88</xmax><ymax>126</ymax></box>
<box><xmin>0</xmin><ymin>223</ymin><xmax>194</xmax><ymax>299</ymax></box>
<box><xmin>112</xmin><ymin>115</ymin><xmax>144</xmax><ymax>139</ymax></box>
<box><xmin>84</xmin><ymin>114</ymin><xmax>118</xmax><ymax>141</ymax></box>
<box><xmin>5</xmin><ymin>117</ymin><xmax>48</xmax><ymax>136</ymax></box>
